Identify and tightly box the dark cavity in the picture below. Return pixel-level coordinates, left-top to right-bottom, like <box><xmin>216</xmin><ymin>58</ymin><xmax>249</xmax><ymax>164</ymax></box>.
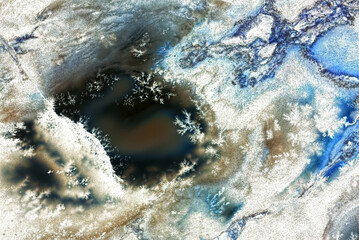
<box><xmin>54</xmin><ymin>68</ymin><xmax>206</xmax><ymax>187</ymax></box>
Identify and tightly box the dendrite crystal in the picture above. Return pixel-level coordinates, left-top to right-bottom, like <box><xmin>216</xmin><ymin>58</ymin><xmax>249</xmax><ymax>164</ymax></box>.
<box><xmin>1</xmin><ymin>0</ymin><xmax>359</xmax><ymax>239</ymax></box>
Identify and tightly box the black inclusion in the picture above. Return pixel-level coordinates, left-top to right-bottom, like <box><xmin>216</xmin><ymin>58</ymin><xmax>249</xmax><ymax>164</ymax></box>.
<box><xmin>5</xmin><ymin>121</ymin><xmax>61</xmax><ymax>191</ymax></box>
<box><xmin>7</xmin><ymin>122</ymin><xmax>98</xmax><ymax>207</ymax></box>
<box><xmin>54</xmin><ymin>70</ymin><xmax>201</xmax><ymax>186</ymax></box>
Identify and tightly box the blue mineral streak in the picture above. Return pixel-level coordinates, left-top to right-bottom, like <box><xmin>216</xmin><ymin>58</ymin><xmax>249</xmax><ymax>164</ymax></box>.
<box><xmin>179</xmin><ymin>0</ymin><xmax>359</xmax><ymax>89</ymax></box>
<box><xmin>205</xmin><ymin>1</ymin><xmax>359</xmax><ymax>238</ymax></box>
<box><xmin>306</xmin><ymin>100</ymin><xmax>359</xmax><ymax>182</ymax></box>
<box><xmin>2</xmin><ymin>0</ymin><xmax>359</xmax><ymax>238</ymax></box>
<box><xmin>306</xmin><ymin>100</ymin><xmax>356</xmax><ymax>173</ymax></box>
<box><xmin>214</xmin><ymin>211</ymin><xmax>268</xmax><ymax>240</ymax></box>
<box><xmin>309</xmin><ymin>25</ymin><xmax>359</xmax><ymax>78</ymax></box>
<box><xmin>325</xmin><ymin>120</ymin><xmax>359</xmax><ymax>170</ymax></box>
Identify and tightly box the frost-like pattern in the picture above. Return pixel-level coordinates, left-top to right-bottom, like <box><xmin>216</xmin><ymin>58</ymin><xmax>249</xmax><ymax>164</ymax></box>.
<box><xmin>1</xmin><ymin>0</ymin><xmax>359</xmax><ymax>240</ymax></box>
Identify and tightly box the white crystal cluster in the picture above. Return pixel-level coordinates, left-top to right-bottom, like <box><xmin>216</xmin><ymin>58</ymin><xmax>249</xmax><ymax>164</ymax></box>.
<box><xmin>1</xmin><ymin>0</ymin><xmax>359</xmax><ymax>239</ymax></box>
